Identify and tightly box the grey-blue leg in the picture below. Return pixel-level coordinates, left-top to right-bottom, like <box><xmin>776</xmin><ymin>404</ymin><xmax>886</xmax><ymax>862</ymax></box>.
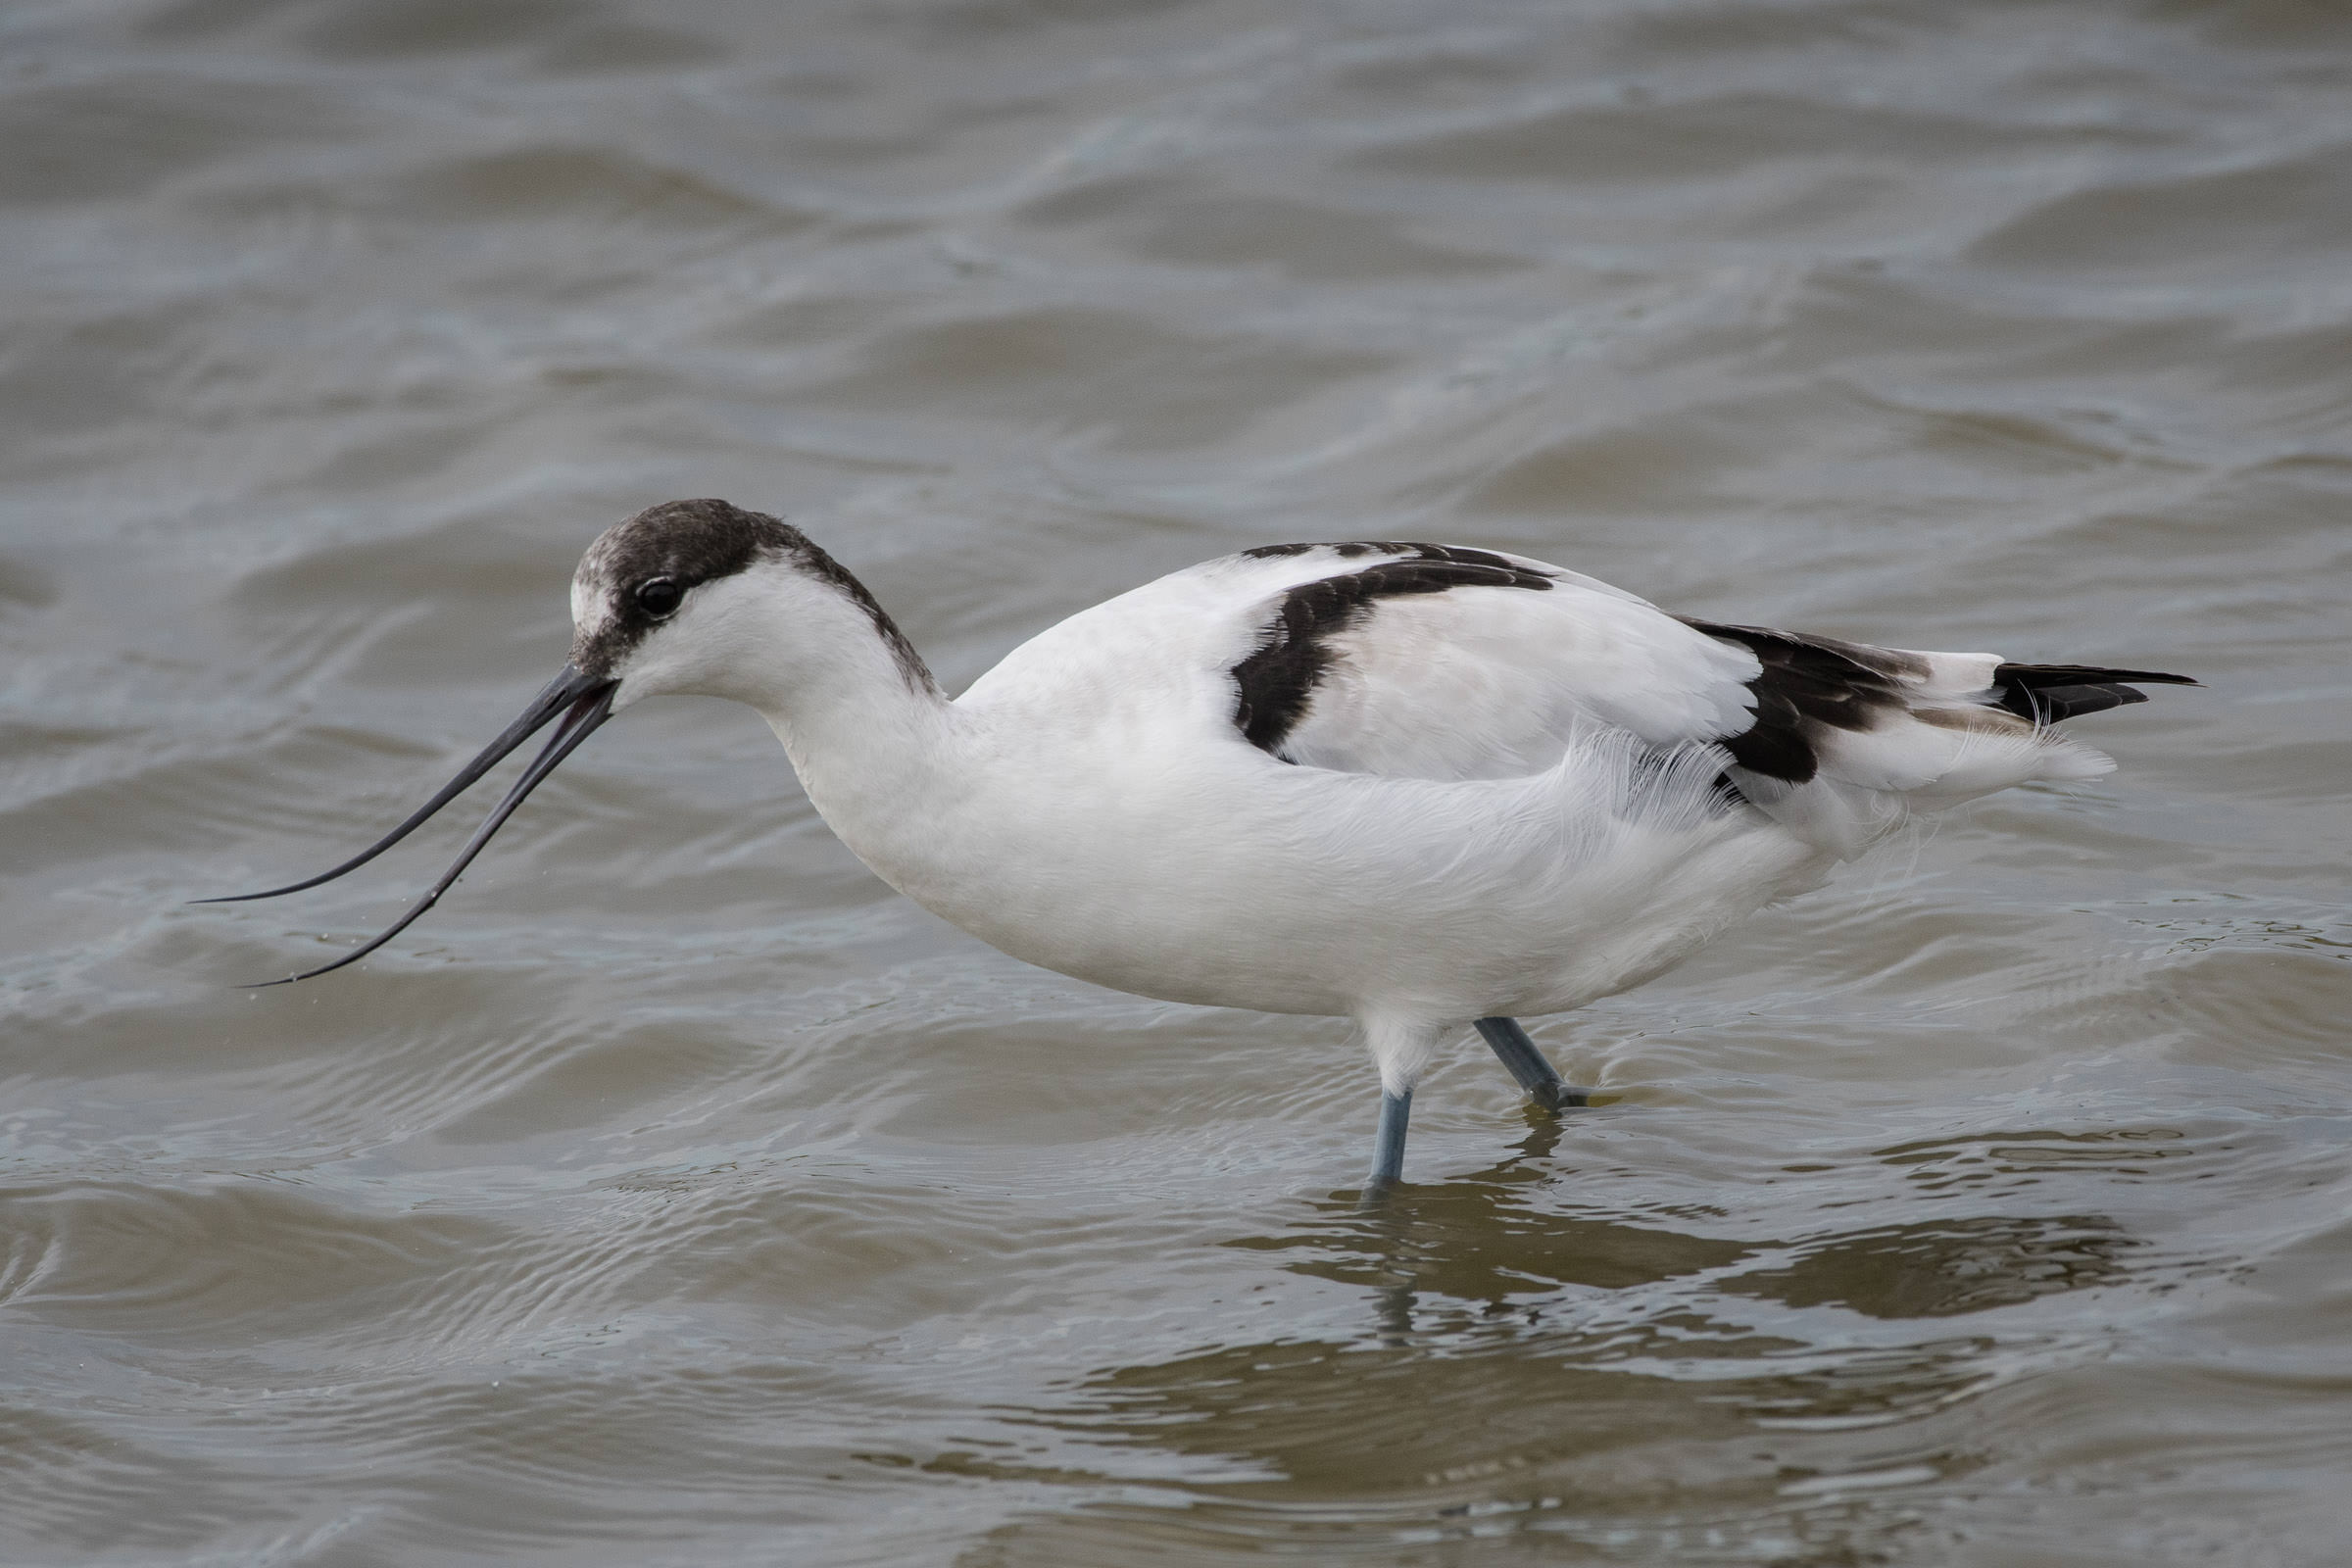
<box><xmin>1475</xmin><ymin>1017</ymin><xmax>1590</xmax><ymax>1110</ymax></box>
<box><xmin>1364</xmin><ymin>1087</ymin><xmax>1412</xmax><ymax>1195</ymax></box>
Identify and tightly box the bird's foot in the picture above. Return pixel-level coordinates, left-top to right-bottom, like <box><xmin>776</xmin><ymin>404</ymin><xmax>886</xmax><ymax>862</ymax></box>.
<box><xmin>1531</xmin><ymin>1081</ymin><xmax>1592</xmax><ymax>1112</ymax></box>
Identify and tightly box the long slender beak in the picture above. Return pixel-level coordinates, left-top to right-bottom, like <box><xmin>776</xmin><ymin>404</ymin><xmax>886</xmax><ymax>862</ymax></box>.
<box><xmin>203</xmin><ymin>664</ymin><xmax>618</xmax><ymax>986</ymax></box>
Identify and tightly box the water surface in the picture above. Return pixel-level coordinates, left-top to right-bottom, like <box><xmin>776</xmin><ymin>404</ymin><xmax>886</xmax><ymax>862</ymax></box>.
<box><xmin>4</xmin><ymin>0</ymin><xmax>2349</xmax><ymax>1562</ymax></box>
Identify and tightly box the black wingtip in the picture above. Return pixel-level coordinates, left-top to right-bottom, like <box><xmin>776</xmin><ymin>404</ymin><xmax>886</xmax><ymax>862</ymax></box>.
<box><xmin>1992</xmin><ymin>662</ymin><xmax>2199</xmax><ymax>724</ymax></box>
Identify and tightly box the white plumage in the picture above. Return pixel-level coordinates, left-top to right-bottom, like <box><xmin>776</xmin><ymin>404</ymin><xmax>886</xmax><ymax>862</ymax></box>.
<box><xmin>220</xmin><ymin>501</ymin><xmax>2192</xmax><ymax>1189</ymax></box>
<box><xmin>805</xmin><ymin>545</ymin><xmax>2106</xmax><ymax>1086</ymax></box>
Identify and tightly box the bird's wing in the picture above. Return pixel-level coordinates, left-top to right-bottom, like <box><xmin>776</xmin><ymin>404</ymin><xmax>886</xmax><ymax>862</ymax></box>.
<box><xmin>961</xmin><ymin>541</ymin><xmax>2188</xmax><ymax>858</ymax></box>
<box><xmin>1223</xmin><ymin>543</ymin><xmax>1754</xmax><ymax>780</ymax></box>
<box><xmin>1152</xmin><ymin>543</ymin><xmax>2186</xmax><ymax>857</ymax></box>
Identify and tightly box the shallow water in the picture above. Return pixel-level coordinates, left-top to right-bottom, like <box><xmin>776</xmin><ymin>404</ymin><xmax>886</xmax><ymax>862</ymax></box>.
<box><xmin>4</xmin><ymin>0</ymin><xmax>2349</xmax><ymax>1562</ymax></box>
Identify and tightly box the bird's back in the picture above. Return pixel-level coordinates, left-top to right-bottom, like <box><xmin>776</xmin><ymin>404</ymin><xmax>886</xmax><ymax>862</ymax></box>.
<box><xmin>960</xmin><ymin>540</ymin><xmax>2183</xmax><ymax>858</ymax></box>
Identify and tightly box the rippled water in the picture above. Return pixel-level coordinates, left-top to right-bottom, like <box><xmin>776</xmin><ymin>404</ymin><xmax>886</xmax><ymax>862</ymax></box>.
<box><xmin>5</xmin><ymin>0</ymin><xmax>2349</xmax><ymax>1561</ymax></box>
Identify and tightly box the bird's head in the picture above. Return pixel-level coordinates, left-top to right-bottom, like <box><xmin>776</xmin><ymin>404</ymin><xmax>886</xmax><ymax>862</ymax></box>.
<box><xmin>206</xmin><ymin>498</ymin><xmax>925</xmax><ymax>983</ymax></box>
<box><xmin>567</xmin><ymin>497</ymin><xmax>918</xmax><ymax>711</ymax></box>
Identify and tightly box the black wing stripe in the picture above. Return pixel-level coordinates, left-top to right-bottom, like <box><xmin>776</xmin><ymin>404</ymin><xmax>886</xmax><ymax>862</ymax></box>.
<box><xmin>1232</xmin><ymin>544</ymin><xmax>1552</xmax><ymax>757</ymax></box>
<box><xmin>1681</xmin><ymin>620</ymin><xmax>1918</xmax><ymax>785</ymax></box>
<box><xmin>1690</xmin><ymin>625</ymin><xmax>2201</xmax><ymax>784</ymax></box>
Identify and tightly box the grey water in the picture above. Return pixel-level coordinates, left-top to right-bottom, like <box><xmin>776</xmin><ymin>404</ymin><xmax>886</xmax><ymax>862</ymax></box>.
<box><xmin>4</xmin><ymin>0</ymin><xmax>2349</xmax><ymax>1562</ymax></box>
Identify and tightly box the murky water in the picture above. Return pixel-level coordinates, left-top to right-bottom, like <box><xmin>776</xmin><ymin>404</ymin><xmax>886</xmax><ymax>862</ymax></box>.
<box><xmin>4</xmin><ymin>0</ymin><xmax>2348</xmax><ymax>1561</ymax></box>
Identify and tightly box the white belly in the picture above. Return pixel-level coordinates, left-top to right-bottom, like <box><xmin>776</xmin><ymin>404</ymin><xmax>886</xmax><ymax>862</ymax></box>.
<box><xmin>808</xmin><ymin>727</ymin><xmax>1834</xmax><ymax>1025</ymax></box>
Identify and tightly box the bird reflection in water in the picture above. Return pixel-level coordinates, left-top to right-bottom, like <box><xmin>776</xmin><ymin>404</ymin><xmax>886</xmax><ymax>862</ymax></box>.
<box><xmin>1026</xmin><ymin>1151</ymin><xmax>2145</xmax><ymax>1556</ymax></box>
<box><xmin>1220</xmin><ymin>1110</ymin><xmax>2144</xmax><ymax>1350</ymax></box>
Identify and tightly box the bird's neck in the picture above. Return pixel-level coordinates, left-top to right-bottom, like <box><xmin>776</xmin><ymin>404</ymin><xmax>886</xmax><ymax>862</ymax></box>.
<box><xmin>733</xmin><ymin>587</ymin><xmax>966</xmax><ymax>889</ymax></box>
<box><xmin>763</xmin><ymin>663</ymin><xmax>955</xmax><ymax>809</ymax></box>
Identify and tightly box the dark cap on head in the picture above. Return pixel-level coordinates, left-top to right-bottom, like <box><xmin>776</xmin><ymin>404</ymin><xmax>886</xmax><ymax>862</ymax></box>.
<box><xmin>570</xmin><ymin>499</ymin><xmax>806</xmax><ymax>678</ymax></box>
<box><xmin>570</xmin><ymin>498</ymin><xmax>933</xmax><ymax>692</ymax></box>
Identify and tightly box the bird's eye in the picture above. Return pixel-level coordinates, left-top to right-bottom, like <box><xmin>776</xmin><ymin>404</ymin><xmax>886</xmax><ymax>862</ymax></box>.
<box><xmin>635</xmin><ymin>577</ymin><xmax>684</xmax><ymax>618</ymax></box>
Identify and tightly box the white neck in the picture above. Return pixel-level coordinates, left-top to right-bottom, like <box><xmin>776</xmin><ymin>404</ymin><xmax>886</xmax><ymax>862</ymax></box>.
<box><xmin>612</xmin><ymin>558</ymin><xmax>964</xmax><ymax>894</ymax></box>
<box><xmin>761</xmin><ymin>647</ymin><xmax>958</xmax><ymax>862</ymax></box>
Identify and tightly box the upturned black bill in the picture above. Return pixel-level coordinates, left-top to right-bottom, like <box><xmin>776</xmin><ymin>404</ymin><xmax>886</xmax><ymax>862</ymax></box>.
<box><xmin>204</xmin><ymin>664</ymin><xmax>617</xmax><ymax>986</ymax></box>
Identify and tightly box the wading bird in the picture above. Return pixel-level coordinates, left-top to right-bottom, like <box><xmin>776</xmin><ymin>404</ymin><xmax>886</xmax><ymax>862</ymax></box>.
<box><xmin>211</xmin><ymin>500</ymin><xmax>2193</xmax><ymax>1191</ymax></box>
